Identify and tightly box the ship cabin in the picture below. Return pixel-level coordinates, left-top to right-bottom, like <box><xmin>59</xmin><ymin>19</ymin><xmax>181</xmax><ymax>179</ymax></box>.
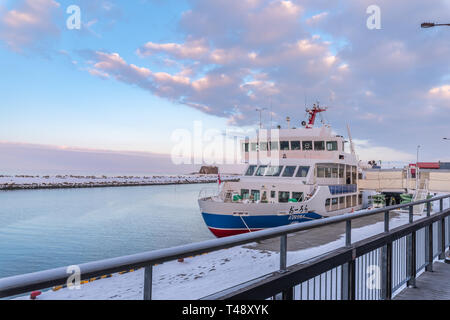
<box><xmin>218</xmin><ymin>126</ymin><xmax>362</xmax><ymax>211</ymax></box>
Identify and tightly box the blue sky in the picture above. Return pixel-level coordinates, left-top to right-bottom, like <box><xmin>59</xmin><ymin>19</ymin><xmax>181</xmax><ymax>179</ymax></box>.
<box><xmin>0</xmin><ymin>0</ymin><xmax>229</xmax><ymax>154</ymax></box>
<box><xmin>1</xmin><ymin>0</ymin><xmax>450</xmax><ymax>173</ymax></box>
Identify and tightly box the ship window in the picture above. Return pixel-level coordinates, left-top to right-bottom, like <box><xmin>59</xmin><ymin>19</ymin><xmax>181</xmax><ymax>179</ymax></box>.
<box><xmin>265</xmin><ymin>165</ymin><xmax>283</xmax><ymax>176</ymax></box>
<box><xmin>251</xmin><ymin>143</ymin><xmax>258</xmax><ymax>151</ymax></box>
<box><xmin>243</xmin><ymin>143</ymin><xmax>249</xmax><ymax>152</ymax></box>
<box><xmin>296</xmin><ymin>166</ymin><xmax>310</xmax><ymax>178</ymax></box>
<box><xmin>332</xmin><ymin>167</ymin><xmax>338</xmax><ymax>178</ymax></box>
<box><xmin>279</xmin><ymin>191</ymin><xmax>290</xmax><ymax>203</ymax></box>
<box><xmin>302</xmin><ymin>141</ymin><xmax>313</xmax><ymax>150</ymax></box>
<box><xmin>241</xmin><ymin>189</ymin><xmax>249</xmax><ymax>199</ymax></box>
<box><xmin>317</xmin><ymin>166</ymin><xmax>325</xmax><ymax>178</ymax></box>
<box><xmin>255</xmin><ymin>165</ymin><xmax>268</xmax><ymax>176</ymax></box>
<box><xmin>270</xmin><ymin>141</ymin><xmax>279</xmax><ymax>150</ymax></box>
<box><xmin>352</xmin><ymin>166</ymin><xmax>357</xmax><ymax>183</ymax></box>
<box><xmin>326</xmin><ymin>141</ymin><xmax>338</xmax><ymax>151</ymax></box>
<box><xmin>325</xmin><ymin>198</ymin><xmax>331</xmax><ymax>211</ymax></box>
<box><xmin>331</xmin><ymin>197</ymin><xmax>338</xmax><ymax>210</ymax></box>
<box><xmin>270</xmin><ymin>190</ymin><xmax>276</xmax><ymax>198</ymax></box>
<box><xmin>261</xmin><ymin>191</ymin><xmax>267</xmax><ymax>202</ymax></box>
<box><xmin>339</xmin><ymin>196</ymin><xmax>345</xmax><ymax>204</ymax></box>
<box><xmin>280</xmin><ymin>141</ymin><xmax>290</xmax><ymax>150</ymax></box>
<box><xmin>339</xmin><ymin>165</ymin><xmax>344</xmax><ymax>178</ymax></box>
<box><xmin>282</xmin><ymin>166</ymin><xmax>297</xmax><ymax>177</ymax></box>
<box><xmin>314</xmin><ymin>141</ymin><xmax>325</xmax><ymax>150</ymax></box>
<box><xmin>292</xmin><ymin>192</ymin><xmax>304</xmax><ymax>202</ymax></box>
<box><xmin>245</xmin><ymin>165</ymin><xmax>257</xmax><ymax>176</ymax></box>
<box><xmin>290</xmin><ymin>141</ymin><xmax>301</xmax><ymax>150</ymax></box>
<box><xmin>346</xmin><ymin>195</ymin><xmax>351</xmax><ymax>208</ymax></box>
<box><xmin>358</xmin><ymin>193</ymin><xmax>362</xmax><ymax>205</ymax></box>
<box><xmin>325</xmin><ymin>167</ymin><xmax>332</xmax><ymax>178</ymax></box>
<box><xmin>251</xmin><ymin>190</ymin><xmax>260</xmax><ymax>201</ymax></box>
<box><xmin>260</xmin><ymin>142</ymin><xmax>268</xmax><ymax>151</ymax></box>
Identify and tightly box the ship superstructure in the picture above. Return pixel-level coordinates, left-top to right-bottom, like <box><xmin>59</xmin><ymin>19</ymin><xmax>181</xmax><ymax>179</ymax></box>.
<box><xmin>198</xmin><ymin>104</ymin><xmax>363</xmax><ymax>237</ymax></box>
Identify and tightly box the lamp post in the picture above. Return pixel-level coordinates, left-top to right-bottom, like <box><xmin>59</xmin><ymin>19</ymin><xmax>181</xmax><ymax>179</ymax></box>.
<box><xmin>416</xmin><ymin>145</ymin><xmax>420</xmax><ymax>191</ymax></box>
<box><xmin>422</xmin><ymin>23</ymin><xmax>450</xmax><ymax>262</ymax></box>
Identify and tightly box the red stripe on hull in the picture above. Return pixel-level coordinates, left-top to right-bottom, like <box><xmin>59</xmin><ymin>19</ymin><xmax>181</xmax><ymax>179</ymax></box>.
<box><xmin>208</xmin><ymin>227</ymin><xmax>263</xmax><ymax>238</ymax></box>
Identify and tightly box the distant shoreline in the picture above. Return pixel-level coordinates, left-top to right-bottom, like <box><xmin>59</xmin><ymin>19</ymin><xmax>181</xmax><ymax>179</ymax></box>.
<box><xmin>0</xmin><ymin>174</ymin><xmax>240</xmax><ymax>191</ymax></box>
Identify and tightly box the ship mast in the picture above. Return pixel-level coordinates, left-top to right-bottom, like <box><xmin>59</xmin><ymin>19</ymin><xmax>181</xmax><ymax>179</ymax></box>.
<box><xmin>347</xmin><ymin>124</ymin><xmax>356</xmax><ymax>155</ymax></box>
<box><xmin>303</xmin><ymin>103</ymin><xmax>328</xmax><ymax>129</ymax></box>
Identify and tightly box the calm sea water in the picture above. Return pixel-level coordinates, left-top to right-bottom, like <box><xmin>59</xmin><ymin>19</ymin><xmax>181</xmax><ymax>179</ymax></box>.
<box><xmin>0</xmin><ymin>184</ymin><xmax>215</xmax><ymax>278</ymax></box>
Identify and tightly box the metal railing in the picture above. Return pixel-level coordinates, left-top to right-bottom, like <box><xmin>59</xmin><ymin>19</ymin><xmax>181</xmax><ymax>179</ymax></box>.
<box><xmin>1</xmin><ymin>194</ymin><xmax>449</xmax><ymax>300</ymax></box>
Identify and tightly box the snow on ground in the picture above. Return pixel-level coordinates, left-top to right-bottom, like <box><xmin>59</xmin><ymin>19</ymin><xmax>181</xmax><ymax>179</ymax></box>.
<box><xmin>0</xmin><ymin>174</ymin><xmax>237</xmax><ymax>190</ymax></box>
<box><xmin>15</xmin><ymin>209</ymin><xmax>438</xmax><ymax>300</ymax></box>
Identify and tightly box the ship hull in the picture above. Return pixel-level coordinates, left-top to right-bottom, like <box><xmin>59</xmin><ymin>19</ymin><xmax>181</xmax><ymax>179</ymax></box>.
<box><xmin>201</xmin><ymin>211</ymin><xmax>323</xmax><ymax>238</ymax></box>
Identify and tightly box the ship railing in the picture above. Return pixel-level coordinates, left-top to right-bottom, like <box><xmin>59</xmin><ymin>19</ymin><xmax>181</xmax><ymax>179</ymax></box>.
<box><xmin>198</xmin><ymin>187</ymin><xmax>224</xmax><ymax>201</ymax></box>
<box><xmin>0</xmin><ymin>194</ymin><xmax>449</xmax><ymax>300</ymax></box>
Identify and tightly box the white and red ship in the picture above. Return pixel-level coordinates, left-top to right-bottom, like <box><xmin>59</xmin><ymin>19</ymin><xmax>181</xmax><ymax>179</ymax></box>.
<box><xmin>198</xmin><ymin>105</ymin><xmax>363</xmax><ymax>237</ymax></box>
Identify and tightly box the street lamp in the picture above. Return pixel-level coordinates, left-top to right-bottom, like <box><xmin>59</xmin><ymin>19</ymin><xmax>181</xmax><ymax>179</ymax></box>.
<box><xmin>421</xmin><ymin>22</ymin><xmax>450</xmax><ymax>28</ymax></box>
<box><xmin>416</xmin><ymin>145</ymin><xmax>420</xmax><ymax>191</ymax></box>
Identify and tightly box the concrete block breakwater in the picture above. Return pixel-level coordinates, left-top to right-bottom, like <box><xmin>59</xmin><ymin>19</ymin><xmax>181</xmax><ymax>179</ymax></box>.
<box><xmin>0</xmin><ymin>174</ymin><xmax>239</xmax><ymax>190</ymax></box>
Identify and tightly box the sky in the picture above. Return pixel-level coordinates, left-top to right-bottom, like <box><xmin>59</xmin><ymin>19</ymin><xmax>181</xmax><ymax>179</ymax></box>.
<box><xmin>1</xmin><ymin>0</ymin><xmax>450</xmax><ymax>174</ymax></box>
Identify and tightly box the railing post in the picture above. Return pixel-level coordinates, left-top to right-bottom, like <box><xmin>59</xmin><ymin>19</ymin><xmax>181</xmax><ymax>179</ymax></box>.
<box><xmin>279</xmin><ymin>234</ymin><xmax>292</xmax><ymax>299</ymax></box>
<box><xmin>343</xmin><ymin>219</ymin><xmax>354</xmax><ymax>300</ymax></box>
<box><xmin>406</xmin><ymin>205</ymin><xmax>416</xmax><ymax>288</ymax></box>
<box><xmin>348</xmin><ymin>259</ymin><xmax>356</xmax><ymax>300</ymax></box>
<box><xmin>423</xmin><ymin>201</ymin><xmax>433</xmax><ymax>272</ymax></box>
<box><xmin>282</xmin><ymin>287</ymin><xmax>294</xmax><ymax>300</ymax></box>
<box><xmin>439</xmin><ymin>199</ymin><xmax>446</xmax><ymax>259</ymax></box>
<box><xmin>407</xmin><ymin>230</ymin><xmax>417</xmax><ymax>288</ymax></box>
<box><xmin>143</xmin><ymin>265</ymin><xmax>153</xmax><ymax>300</ymax></box>
<box><xmin>341</xmin><ymin>259</ymin><xmax>355</xmax><ymax>300</ymax></box>
<box><xmin>381</xmin><ymin>243</ymin><xmax>392</xmax><ymax>300</ymax></box>
<box><xmin>384</xmin><ymin>210</ymin><xmax>389</xmax><ymax>232</ymax></box>
<box><xmin>345</xmin><ymin>220</ymin><xmax>351</xmax><ymax>247</ymax></box>
<box><xmin>425</xmin><ymin>224</ymin><xmax>433</xmax><ymax>273</ymax></box>
<box><xmin>341</xmin><ymin>263</ymin><xmax>349</xmax><ymax>300</ymax></box>
<box><xmin>280</xmin><ymin>234</ymin><xmax>287</xmax><ymax>272</ymax></box>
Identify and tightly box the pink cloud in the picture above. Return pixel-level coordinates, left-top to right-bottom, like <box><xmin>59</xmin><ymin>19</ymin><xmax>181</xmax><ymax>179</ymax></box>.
<box><xmin>137</xmin><ymin>38</ymin><xmax>210</xmax><ymax>60</ymax></box>
<box><xmin>0</xmin><ymin>0</ymin><xmax>61</xmax><ymax>52</ymax></box>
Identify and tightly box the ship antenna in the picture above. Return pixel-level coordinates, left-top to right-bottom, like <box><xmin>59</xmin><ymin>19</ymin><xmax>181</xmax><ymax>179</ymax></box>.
<box><xmin>347</xmin><ymin>124</ymin><xmax>356</xmax><ymax>155</ymax></box>
<box><xmin>270</xmin><ymin>96</ymin><xmax>273</xmax><ymax>129</ymax></box>
<box><xmin>256</xmin><ymin>107</ymin><xmax>267</xmax><ymax>129</ymax></box>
